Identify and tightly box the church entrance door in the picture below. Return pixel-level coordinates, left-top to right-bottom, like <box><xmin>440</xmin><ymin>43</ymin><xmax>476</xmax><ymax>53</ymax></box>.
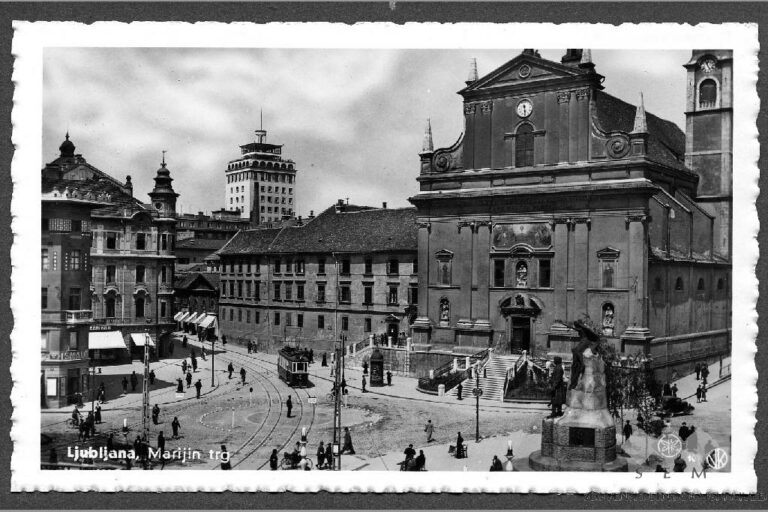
<box><xmin>510</xmin><ymin>317</ymin><xmax>531</xmax><ymax>353</ymax></box>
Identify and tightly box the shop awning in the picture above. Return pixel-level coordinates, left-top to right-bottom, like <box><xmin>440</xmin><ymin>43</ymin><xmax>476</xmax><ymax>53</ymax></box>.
<box><xmin>185</xmin><ymin>312</ymin><xmax>201</xmax><ymax>324</ymax></box>
<box><xmin>193</xmin><ymin>313</ymin><xmax>210</xmax><ymax>325</ymax></box>
<box><xmin>199</xmin><ymin>315</ymin><xmax>217</xmax><ymax>329</ymax></box>
<box><xmin>178</xmin><ymin>312</ymin><xmax>192</xmax><ymax>323</ymax></box>
<box><xmin>173</xmin><ymin>311</ymin><xmax>186</xmax><ymax>321</ymax></box>
<box><xmin>130</xmin><ymin>333</ymin><xmax>156</xmax><ymax>347</ymax></box>
<box><xmin>89</xmin><ymin>331</ymin><xmax>128</xmax><ymax>350</ymax></box>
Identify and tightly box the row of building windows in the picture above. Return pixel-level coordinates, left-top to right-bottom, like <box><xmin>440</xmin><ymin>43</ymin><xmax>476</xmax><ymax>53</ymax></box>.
<box><xmin>653</xmin><ymin>275</ymin><xmax>727</xmax><ymax>293</ymax></box>
<box><xmin>260</xmin><ymin>195</ymin><xmax>293</xmax><ymax>204</ymax></box>
<box><xmin>95</xmin><ymin>231</ymin><xmax>174</xmax><ymax>251</ymax></box>
<box><xmin>42</xmin><ymin>248</ymin><xmax>84</xmax><ymax>272</ymax></box>
<box><xmin>221</xmin><ymin>280</ymin><xmax>418</xmax><ymax>306</ymax></box>
<box><xmin>220</xmin><ymin>257</ymin><xmax>417</xmax><ymax>277</ymax></box>
<box><xmin>99</xmin><ymin>264</ymin><xmax>171</xmax><ymax>284</ymax></box>
<box><xmin>226</xmin><ymin>164</ymin><xmax>294</xmax><ymax>175</ymax></box>
<box><xmin>222</xmin><ymin>306</ymin><xmax>374</xmax><ymax>332</ymax></box>
<box><xmin>42</xmin><ymin>218</ymin><xmax>91</xmax><ymax>233</ymax></box>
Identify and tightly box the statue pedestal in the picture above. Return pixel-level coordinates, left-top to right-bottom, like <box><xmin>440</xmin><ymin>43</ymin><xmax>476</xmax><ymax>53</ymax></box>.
<box><xmin>529</xmin><ymin>349</ymin><xmax>627</xmax><ymax>472</ymax></box>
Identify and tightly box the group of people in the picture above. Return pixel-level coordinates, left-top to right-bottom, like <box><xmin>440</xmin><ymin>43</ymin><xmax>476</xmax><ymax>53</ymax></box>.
<box><xmin>227</xmin><ymin>362</ymin><xmax>248</xmax><ymax>385</ymax></box>
<box><xmin>662</xmin><ymin>382</ymin><xmax>679</xmax><ymax>398</ymax></box>
<box><xmin>399</xmin><ymin>443</ymin><xmax>426</xmax><ymax>471</ymax></box>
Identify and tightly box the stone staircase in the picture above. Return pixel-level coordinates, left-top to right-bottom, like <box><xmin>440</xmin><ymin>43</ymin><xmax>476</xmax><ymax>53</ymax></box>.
<box><xmin>445</xmin><ymin>353</ymin><xmax>521</xmax><ymax>402</ymax></box>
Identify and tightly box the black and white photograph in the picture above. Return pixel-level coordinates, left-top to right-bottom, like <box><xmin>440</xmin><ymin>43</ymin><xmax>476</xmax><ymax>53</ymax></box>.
<box><xmin>10</xmin><ymin>21</ymin><xmax>759</xmax><ymax>493</ymax></box>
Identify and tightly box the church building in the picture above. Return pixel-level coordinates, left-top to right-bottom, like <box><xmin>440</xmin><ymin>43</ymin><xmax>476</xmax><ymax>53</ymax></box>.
<box><xmin>409</xmin><ymin>49</ymin><xmax>731</xmax><ymax>375</ymax></box>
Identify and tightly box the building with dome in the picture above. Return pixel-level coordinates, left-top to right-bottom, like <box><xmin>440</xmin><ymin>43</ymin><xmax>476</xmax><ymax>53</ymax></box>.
<box><xmin>409</xmin><ymin>49</ymin><xmax>731</xmax><ymax>377</ymax></box>
<box><xmin>41</xmin><ymin>135</ymin><xmax>179</xmax><ymax>365</ymax></box>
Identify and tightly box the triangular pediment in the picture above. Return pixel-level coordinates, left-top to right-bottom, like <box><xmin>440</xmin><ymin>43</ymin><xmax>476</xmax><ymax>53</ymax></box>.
<box><xmin>461</xmin><ymin>54</ymin><xmax>588</xmax><ymax>95</ymax></box>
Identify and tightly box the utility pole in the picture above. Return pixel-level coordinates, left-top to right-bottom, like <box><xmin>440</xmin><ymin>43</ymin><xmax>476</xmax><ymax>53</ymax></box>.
<box><xmin>332</xmin><ymin>253</ymin><xmax>342</xmax><ymax>471</ymax></box>
<box><xmin>142</xmin><ymin>333</ymin><xmax>150</xmax><ymax>444</ymax></box>
<box><xmin>475</xmin><ymin>367</ymin><xmax>481</xmax><ymax>442</ymax></box>
<box><xmin>211</xmin><ymin>326</ymin><xmax>215</xmax><ymax>388</ymax></box>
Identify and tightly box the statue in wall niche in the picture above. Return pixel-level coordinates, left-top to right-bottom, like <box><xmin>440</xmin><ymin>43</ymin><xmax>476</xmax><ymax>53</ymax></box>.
<box><xmin>602</xmin><ymin>305</ymin><xmax>615</xmax><ymax>337</ymax></box>
<box><xmin>515</xmin><ymin>262</ymin><xmax>528</xmax><ymax>287</ymax></box>
<box><xmin>569</xmin><ymin>319</ymin><xmax>602</xmax><ymax>390</ymax></box>
<box><xmin>439</xmin><ymin>298</ymin><xmax>450</xmax><ymax>323</ymax></box>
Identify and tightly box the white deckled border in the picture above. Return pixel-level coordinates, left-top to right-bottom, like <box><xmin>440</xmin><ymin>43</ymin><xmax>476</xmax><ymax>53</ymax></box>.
<box><xmin>10</xmin><ymin>21</ymin><xmax>759</xmax><ymax>493</ymax></box>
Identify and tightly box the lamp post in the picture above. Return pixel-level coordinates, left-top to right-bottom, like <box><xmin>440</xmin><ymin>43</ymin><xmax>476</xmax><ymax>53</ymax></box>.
<box><xmin>142</xmin><ymin>332</ymin><xmax>150</xmax><ymax>444</ymax></box>
<box><xmin>474</xmin><ymin>366</ymin><xmax>481</xmax><ymax>442</ymax></box>
<box><xmin>211</xmin><ymin>328</ymin><xmax>216</xmax><ymax>388</ymax></box>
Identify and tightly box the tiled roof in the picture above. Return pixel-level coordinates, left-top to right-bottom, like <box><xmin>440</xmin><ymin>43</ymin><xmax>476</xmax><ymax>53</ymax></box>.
<box><xmin>176</xmin><ymin>238</ymin><xmax>230</xmax><ymax>251</ymax></box>
<box><xmin>594</xmin><ymin>91</ymin><xmax>690</xmax><ymax>173</ymax></box>
<box><xmin>219</xmin><ymin>205</ymin><xmax>417</xmax><ymax>256</ymax></box>
<box><xmin>174</xmin><ymin>272</ymin><xmax>220</xmax><ymax>291</ymax></box>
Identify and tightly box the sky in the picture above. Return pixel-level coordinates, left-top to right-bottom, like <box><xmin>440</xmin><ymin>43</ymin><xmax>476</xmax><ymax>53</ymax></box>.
<box><xmin>42</xmin><ymin>48</ymin><xmax>690</xmax><ymax>217</ymax></box>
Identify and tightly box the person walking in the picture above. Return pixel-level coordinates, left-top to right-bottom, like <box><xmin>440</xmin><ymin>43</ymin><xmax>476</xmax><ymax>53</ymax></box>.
<box><xmin>701</xmin><ymin>364</ymin><xmax>710</xmax><ymax>384</ymax></box>
<box><xmin>191</xmin><ymin>355</ymin><xmax>198</xmax><ymax>373</ymax></box>
<box><xmin>696</xmin><ymin>385</ymin><xmax>703</xmax><ymax>403</ymax></box>
<box><xmin>361</xmin><ymin>375</ymin><xmax>367</xmax><ymax>393</ymax></box>
<box><xmin>182</xmin><ymin>334</ymin><xmax>187</xmax><ymax>348</ymax></box>
<box><xmin>176</xmin><ymin>378</ymin><xmax>184</xmax><ymax>393</ymax></box>
<box><xmin>171</xmin><ymin>417</ymin><xmax>181</xmax><ymax>438</ymax></box>
<box><xmin>457</xmin><ymin>382</ymin><xmax>463</xmax><ymax>401</ymax></box>
<box><xmin>386</xmin><ymin>370</ymin><xmax>392</xmax><ymax>386</ymax></box>
<box><xmin>121</xmin><ymin>376</ymin><xmax>128</xmax><ymax>395</ymax></box>
<box><xmin>269</xmin><ymin>449</ymin><xmax>278</xmax><ymax>470</ymax></box>
<box><xmin>130</xmin><ymin>371</ymin><xmax>138</xmax><ymax>392</ymax></box>
<box><xmin>194</xmin><ymin>379</ymin><xmax>202</xmax><ymax>399</ymax></box>
<box><xmin>425</xmin><ymin>419</ymin><xmax>434</xmax><ymax>442</ymax></box>
<box><xmin>240</xmin><ymin>367</ymin><xmax>246</xmax><ymax>385</ymax></box>
<box><xmin>671</xmin><ymin>383</ymin><xmax>678</xmax><ymax>398</ymax></box>
<box><xmin>149</xmin><ymin>369</ymin><xmax>156</xmax><ymax>385</ymax></box>
<box><xmin>95</xmin><ymin>403</ymin><xmax>102</xmax><ymax>424</ymax></box>
<box><xmin>695</xmin><ymin>363</ymin><xmax>701</xmax><ymax>380</ymax></box>
<box><xmin>98</xmin><ymin>382</ymin><xmax>106</xmax><ymax>403</ymax></box>
<box><xmin>186</xmin><ymin>371</ymin><xmax>193</xmax><ymax>389</ymax></box>
<box><xmin>157</xmin><ymin>431</ymin><xmax>166</xmax><ymax>454</ymax></box>
<box><xmin>247</xmin><ymin>340</ymin><xmax>252</xmax><ymax>354</ymax></box>
<box><xmin>324</xmin><ymin>442</ymin><xmax>334</xmax><ymax>469</ymax></box>
<box><xmin>456</xmin><ymin>432</ymin><xmax>465</xmax><ymax>459</ymax></box>
<box><xmin>309</xmin><ymin>348</ymin><xmax>314</xmax><ymax>363</ymax></box>
<box><xmin>341</xmin><ymin>427</ymin><xmax>355</xmax><ymax>455</ymax></box>
<box><xmin>152</xmin><ymin>404</ymin><xmax>160</xmax><ymax>425</ymax></box>
<box><xmin>220</xmin><ymin>445</ymin><xmax>231</xmax><ymax>470</ymax></box>
<box><xmin>549</xmin><ymin>356</ymin><xmax>566</xmax><ymax>418</ymax></box>
<box><xmin>321</xmin><ymin>353</ymin><xmax>327</xmax><ymax>367</ymax></box>
<box><xmin>678</xmin><ymin>422</ymin><xmax>690</xmax><ymax>443</ymax></box>
<box><xmin>286</xmin><ymin>396</ymin><xmax>293</xmax><ymax>418</ymax></box>
<box><xmin>228</xmin><ymin>362</ymin><xmax>234</xmax><ymax>380</ymax></box>
<box><xmin>622</xmin><ymin>420</ymin><xmax>633</xmax><ymax>443</ymax></box>
<box><xmin>701</xmin><ymin>384</ymin><xmax>708</xmax><ymax>402</ymax></box>
<box><xmin>490</xmin><ymin>455</ymin><xmax>503</xmax><ymax>471</ymax></box>
<box><xmin>317</xmin><ymin>441</ymin><xmax>326</xmax><ymax>469</ymax></box>
<box><xmin>181</xmin><ymin>359</ymin><xmax>188</xmax><ymax>374</ymax></box>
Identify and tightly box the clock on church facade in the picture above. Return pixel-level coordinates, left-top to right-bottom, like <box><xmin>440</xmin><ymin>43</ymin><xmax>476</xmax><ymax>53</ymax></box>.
<box><xmin>409</xmin><ymin>49</ymin><xmax>731</xmax><ymax>377</ymax></box>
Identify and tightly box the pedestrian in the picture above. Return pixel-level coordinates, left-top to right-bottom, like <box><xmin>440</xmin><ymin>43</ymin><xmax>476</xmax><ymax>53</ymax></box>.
<box><xmin>220</xmin><ymin>445</ymin><xmax>231</xmax><ymax>470</ymax></box>
<box><xmin>671</xmin><ymin>383</ymin><xmax>678</xmax><ymax>398</ymax></box>
<box><xmin>362</xmin><ymin>375</ymin><xmax>367</xmax><ymax>393</ymax></box>
<box><xmin>240</xmin><ymin>367</ymin><xmax>246</xmax><ymax>385</ymax></box>
<box><xmin>363</xmin><ymin>361</ymin><xmax>369</xmax><ymax>375</ymax></box>
<box><xmin>182</xmin><ymin>335</ymin><xmax>187</xmax><ymax>348</ymax></box>
<box><xmin>95</xmin><ymin>403</ymin><xmax>102</xmax><ymax>424</ymax></box>
<box><xmin>152</xmin><ymin>403</ymin><xmax>160</xmax><ymax>425</ymax></box>
<box><xmin>106</xmin><ymin>433</ymin><xmax>114</xmax><ymax>453</ymax></box>
<box><xmin>386</xmin><ymin>370</ymin><xmax>392</xmax><ymax>386</ymax></box>
<box><xmin>343</xmin><ymin>387</ymin><xmax>349</xmax><ymax>408</ymax></box>
<box><xmin>415</xmin><ymin>450</ymin><xmax>426</xmax><ymax>471</ymax></box>
<box><xmin>341</xmin><ymin>378</ymin><xmax>347</xmax><ymax>394</ymax></box>
<box><xmin>321</xmin><ymin>353</ymin><xmax>328</xmax><ymax>367</ymax></box>
<box><xmin>701</xmin><ymin>385</ymin><xmax>708</xmax><ymax>402</ymax></box>
<box><xmin>186</xmin><ymin>371</ymin><xmax>192</xmax><ymax>389</ymax></box>
<box><xmin>549</xmin><ymin>356</ymin><xmax>566</xmax><ymax>418</ymax></box>
<box><xmin>673</xmin><ymin>454</ymin><xmax>687</xmax><ymax>472</ymax></box>
<box><xmin>341</xmin><ymin>427</ymin><xmax>355</xmax><ymax>455</ymax></box>
<box><xmin>404</xmin><ymin>443</ymin><xmax>416</xmax><ymax>461</ymax></box>
<box><xmin>171</xmin><ymin>417</ymin><xmax>181</xmax><ymax>438</ymax></box>
<box><xmin>122</xmin><ymin>376</ymin><xmax>128</xmax><ymax>394</ymax></box>
<box><xmin>622</xmin><ymin>420</ymin><xmax>633</xmax><ymax>443</ymax></box>
<box><xmin>269</xmin><ymin>449</ymin><xmax>279</xmax><ymax>470</ymax></box>
<box><xmin>228</xmin><ymin>362</ymin><xmax>234</xmax><ymax>380</ymax></box>
<box><xmin>490</xmin><ymin>455</ymin><xmax>503</xmax><ymax>471</ymax></box>
<box><xmin>98</xmin><ymin>382</ymin><xmax>106</xmax><ymax>402</ymax></box>
<box><xmin>195</xmin><ymin>379</ymin><xmax>202</xmax><ymax>399</ymax></box>
<box><xmin>247</xmin><ymin>341</ymin><xmax>252</xmax><ymax>354</ymax></box>
<box><xmin>149</xmin><ymin>369</ymin><xmax>156</xmax><ymax>385</ymax></box>
<box><xmin>201</xmin><ymin>347</ymin><xmax>206</xmax><ymax>361</ymax></box>
<box><xmin>324</xmin><ymin>442</ymin><xmax>334</xmax><ymax>469</ymax></box>
<box><xmin>663</xmin><ymin>382</ymin><xmax>672</xmax><ymax>396</ymax></box>
<box><xmin>425</xmin><ymin>419</ymin><xmax>434</xmax><ymax>442</ymax></box>
<box><xmin>286</xmin><ymin>396</ymin><xmax>293</xmax><ymax>417</ymax></box>
<box><xmin>181</xmin><ymin>359</ymin><xmax>188</xmax><ymax>374</ymax></box>
<box><xmin>695</xmin><ymin>362</ymin><xmax>701</xmax><ymax>380</ymax></box>
<box><xmin>696</xmin><ymin>385</ymin><xmax>703</xmax><ymax>403</ymax></box>
<box><xmin>456</xmin><ymin>432</ymin><xmax>464</xmax><ymax>459</ymax></box>
<box><xmin>457</xmin><ymin>382</ymin><xmax>463</xmax><ymax>400</ymax></box>
<box><xmin>222</xmin><ymin>334</ymin><xmax>227</xmax><ymax>346</ymax></box>
<box><xmin>176</xmin><ymin>378</ymin><xmax>184</xmax><ymax>393</ymax></box>
<box><xmin>191</xmin><ymin>356</ymin><xmax>198</xmax><ymax>373</ymax></box>
<box><xmin>701</xmin><ymin>365</ymin><xmax>710</xmax><ymax>383</ymax></box>
<box><xmin>637</xmin><ymin>412</ymin><xmax>644</xmax><ymax>430</ymax></box>
<box><xmin>678</xmin><ymin>422</ymin><xmax>690</xmax><ymax>442</ymax></box>
<box><xmin>130</xmin><ymin>371</ymin><xmax>138</xmax><ymax>392</ymax></box>
<box><xmin>157</xmin><ymin>431</ymin><xmax>166</xmax><ymax>453</ymax></box>
<box><xmin>317</xmin><ymin>441</ymin><xmax>326</xmax><ymax>469</ymax></box>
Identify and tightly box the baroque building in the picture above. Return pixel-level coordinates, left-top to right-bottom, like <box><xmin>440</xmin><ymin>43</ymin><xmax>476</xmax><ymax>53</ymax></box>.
<box><xmin>224</xmin><ymin>128</ymin><xmax>297</xmax><ymax>225</ymax></box>
<box><xmin>409</xmin><ymin>50</ymin><xmax>731</xmax><ymax>375</ymax></box>
<box><xmin>216</xmin><ymin>201</ymin><xmax>418</xmax><ymax>351</ymax></box>
<box><xmin>42</xmin><ymin>136</ymin><xmax>179</xmax><ymax>358</ymax></box>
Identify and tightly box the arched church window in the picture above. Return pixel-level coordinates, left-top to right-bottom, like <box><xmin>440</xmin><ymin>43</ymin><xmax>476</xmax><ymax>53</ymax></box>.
<box><xmin>717</xmin><ymin>277</ymin><xmax>725</xmax><ymax>290</ymax></box>
<box><xmin>515</xmin><ymin>261</ymin><xmax>528</xmax><ymax>287</ymax></box>
<box><xmin>699</xmin><ymin>79</ymin><xmax>717</xmax><ymax>108</ymax></box>
<box><xmin>697</xmin><ymin>278</ymin><xmax>706</xmax><ymax>291</ymax></box>
<box><xmin>515</xmin><ymin>124</ymin><xmax>534</xmax><ymax>168</ymax></box>
<box><xmin>675</xmin><ymin>276</ymin><xmax>684</xmax><ymax>291</ymax></box>
<box><xmin>602</xmin><ymin>303</ymin><xmax>615</xmax><ymax>337</ymax></box>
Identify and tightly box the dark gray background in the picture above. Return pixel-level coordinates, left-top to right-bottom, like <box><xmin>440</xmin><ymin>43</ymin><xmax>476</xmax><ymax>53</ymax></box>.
<box><xmin>0</xmin><ymin>2</ymin><xmax>765</xmax><ymax>508</ymax></box>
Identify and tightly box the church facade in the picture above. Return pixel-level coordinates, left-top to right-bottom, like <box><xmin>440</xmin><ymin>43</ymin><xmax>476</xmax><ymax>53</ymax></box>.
<box><xmin>409</xmin><ymin>50</ymin><xmax>731</xmax><ymax>375</ymax></box>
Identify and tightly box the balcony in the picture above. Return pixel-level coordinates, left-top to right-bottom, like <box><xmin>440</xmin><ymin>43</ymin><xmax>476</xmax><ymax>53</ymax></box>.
<box><xmin>64</xmin><ymin>310</ymin><xmax>93</xmax><ymax>324</ymax></box>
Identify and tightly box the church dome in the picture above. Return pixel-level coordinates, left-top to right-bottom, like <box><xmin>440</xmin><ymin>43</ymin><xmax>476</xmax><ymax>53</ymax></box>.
<box><xmin>59</xmin><ymin>132</ymin><xmax>75</xmax><ymax>157</ymax></box>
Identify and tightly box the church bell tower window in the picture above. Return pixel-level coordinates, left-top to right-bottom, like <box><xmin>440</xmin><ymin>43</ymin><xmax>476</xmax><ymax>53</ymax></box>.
<box><xmin>699</xmin><ymin>79</ymin><xmax>717</xmax><ymax>108</ymax></box>
<box><xmin>515</xmin><ymin>124</ymin><xmax>535</xmax><ymax>168</ymax></box>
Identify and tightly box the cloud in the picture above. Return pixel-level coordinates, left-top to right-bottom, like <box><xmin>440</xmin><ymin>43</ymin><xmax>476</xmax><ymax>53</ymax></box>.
<box><xmin>43</xmin><ymin>48</ymin><xmax>690</xmax><ymax>218</ymax></box>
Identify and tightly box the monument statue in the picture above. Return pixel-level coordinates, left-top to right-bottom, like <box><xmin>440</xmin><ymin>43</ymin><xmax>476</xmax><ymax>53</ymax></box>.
<box><xmin>529</xmin><ymin>319</ymin><xmax>628</xmax><ymax>472</ymax></box>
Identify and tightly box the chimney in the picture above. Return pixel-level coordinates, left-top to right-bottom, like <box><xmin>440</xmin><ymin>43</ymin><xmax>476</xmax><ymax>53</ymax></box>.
<box><xmin>335</xmin><ymin>199</ymin><xmax>346</xmax><ymax>213</ymax></box>
<box><xmin>579</xmin><ymin>49</ymin><xmax>595</xmax><ymax>72</ymax></box>
<box><xmin>382</xmin><ymin>202</ymin><xmax>387</xmax><ymax>209</ymax></box>
<box><xmin>309</xmin><ymin>210</ymin><xmax>315</xmax><ymax>219</ymax></box>
<box><xmin>124</xmin><ymin>175</ymin><xmax>133</xmax><ymax>197</ymax></box>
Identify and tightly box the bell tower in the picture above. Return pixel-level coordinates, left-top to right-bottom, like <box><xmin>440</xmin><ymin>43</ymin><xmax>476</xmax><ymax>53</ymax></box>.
<box><xmin>684</xmin><ymin>50</ymin><xmax>733</xmax><ymax>260</ymax></box>
<box><xmin>148</xmin><ymin>152</ymin><xmax>179</xmax><ymax>219</ymax></box>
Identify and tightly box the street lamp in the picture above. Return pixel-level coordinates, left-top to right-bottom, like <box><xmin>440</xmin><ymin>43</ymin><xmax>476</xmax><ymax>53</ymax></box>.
<box><xmin>142</xmin><ymin>332</ymin><xmax>151</xmax><ymax>444</ymax></box>
<box><xmin>474</xmin><ymin>365</ymin><xmax>481</xmax><ymax>442</ymax></box>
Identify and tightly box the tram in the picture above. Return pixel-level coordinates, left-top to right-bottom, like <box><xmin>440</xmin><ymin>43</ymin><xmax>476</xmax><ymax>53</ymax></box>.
<box><xmin>277</xmin><ymin>346</ymin><xmax>311</xmax><ymax>387</ymax></box>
